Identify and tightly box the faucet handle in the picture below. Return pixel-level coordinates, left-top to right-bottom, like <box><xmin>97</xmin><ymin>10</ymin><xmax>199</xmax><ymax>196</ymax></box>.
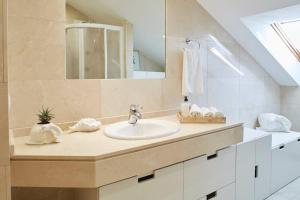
<box><xmin>130</xmin><ymin>104</ymin><xmax>143</xmax><ymax>112</ymax></box>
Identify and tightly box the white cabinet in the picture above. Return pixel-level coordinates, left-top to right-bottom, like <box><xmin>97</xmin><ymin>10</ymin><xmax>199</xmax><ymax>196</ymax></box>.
<box><xmin>236</xmin><ymin>141</ymin><xmax>255</xmax><ymax>200</ymax></box>
<box><xmin>99</xmin><ymin>145</ymin><xmax>237</xmax><ymax>200</ymax></box>
<box><xmin>99</xmin><ymin>163</ymin><xmax>183</xmax><ymax>200</ymax></box>
<box><xmin>255</xmin><ymin>136</ymin><xmax>272</xmax><ymax>200</ymax></box>
<box><xmin>195</xmin><ymin>183</ymin><xmax>235</xmax><ymax>200</ymax></box>
<box><xmin>271</xmin><ymin>139</ymin><xmax>300</xmax><ymax>193</ymax></box>
<box><xmin>236</xmin><ymin>135</ymin><xmax>271</xmax><ymax>200</ymax></box>
<box><xmin>96</xmin><ymin>137</ymin><xmax>242</xmax><ymax>200</ymax></box>
<box><xmin>184</xmin><ymin>146</ymin><xmax>236</xmax><ymax>200</ymax></box>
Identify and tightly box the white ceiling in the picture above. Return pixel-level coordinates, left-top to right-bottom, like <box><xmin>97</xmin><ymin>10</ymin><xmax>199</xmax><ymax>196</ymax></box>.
<box><xmin>66</xmin><ymin>0</ymin><xmax>166</xmax><ymax>67</ymax></box>
<box><xmin>197</xmin><ymin>0</ymin><xmax>300</xmax><ymax>86</ymax></box>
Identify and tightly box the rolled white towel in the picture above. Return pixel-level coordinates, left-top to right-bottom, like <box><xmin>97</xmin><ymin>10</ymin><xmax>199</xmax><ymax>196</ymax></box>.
<box><xmin>69</xmin><ymin>118</ymin><xmax>101</xmax><ymax>133</ymax></box>
<box><xmin>200</xmin><ymin>107</ymin><xmax>213</xmax><ymax>118</ymax></box>
<box><xmin>190</xmin><ymin>104</ymin><xmax>202</xmax><ymax>117</ymax></box>
<box><xmin>210</xmin><ymin>107</ymin><xmax>225</xmax><ymax>118</ymax></box>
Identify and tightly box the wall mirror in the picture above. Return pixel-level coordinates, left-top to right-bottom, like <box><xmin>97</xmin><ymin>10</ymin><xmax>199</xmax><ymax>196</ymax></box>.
<box><xmin>65</xmin><ymin>0</ymin><xmax>166</xmax><ymax>80</ymax></box>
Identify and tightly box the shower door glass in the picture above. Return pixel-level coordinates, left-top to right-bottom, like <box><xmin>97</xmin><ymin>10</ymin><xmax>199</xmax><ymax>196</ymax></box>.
<box><xmin>107</xmin><ymin>30</ymin><xmax>123</xmax><ymax>79</ymax></box>
<box><xmin>66</xmin><ymin>25</ymin><xmax>123</xmax><ymax>79</ymax></box>
<box><xmin>66</xmin><ymin>28</ymin><xmax>80</xmax><ymax>79</ymax></box>
<box><xmin>83</xmin><ymin>28</ymin><xmax>105</xmax><ymax>79</ymax></box>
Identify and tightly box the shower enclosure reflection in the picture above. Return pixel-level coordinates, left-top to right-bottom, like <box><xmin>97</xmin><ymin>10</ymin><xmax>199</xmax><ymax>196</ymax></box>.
<box><xmin>66</xmin><ymin>24</ymin><xmax>124</xmax><ymax>79</ymax></box>
<box><xmin>65</xmin><ymin>0</ymin><xmax>166</xmax><ymax>80</ymax></box>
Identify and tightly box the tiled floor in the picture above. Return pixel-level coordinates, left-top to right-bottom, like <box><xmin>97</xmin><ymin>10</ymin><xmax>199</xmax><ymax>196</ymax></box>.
<box><xmin>267</xmin><ymin>178</ymin><xmax>300</xmax><ymax>200</ymax></box>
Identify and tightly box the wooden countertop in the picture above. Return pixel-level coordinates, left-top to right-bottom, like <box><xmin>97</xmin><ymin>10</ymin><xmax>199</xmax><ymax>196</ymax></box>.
<box><xmin>11</xmin><ymin>115</ymin><xmax>243</xmax><ymax>161</ymax></box>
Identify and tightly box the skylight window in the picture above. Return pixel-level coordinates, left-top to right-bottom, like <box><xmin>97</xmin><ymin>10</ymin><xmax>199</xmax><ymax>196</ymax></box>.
<box><xmin>271</xmin><ymin>20</ymin><xmax>300</xmax><ymax>62</ymax></box>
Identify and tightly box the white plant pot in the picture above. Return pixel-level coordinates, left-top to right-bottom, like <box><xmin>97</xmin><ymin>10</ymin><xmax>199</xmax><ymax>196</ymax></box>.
<box><xmin>27</xmin><ymin>123</ymin><xmax>63</xmax><ymax>145</ymax></box>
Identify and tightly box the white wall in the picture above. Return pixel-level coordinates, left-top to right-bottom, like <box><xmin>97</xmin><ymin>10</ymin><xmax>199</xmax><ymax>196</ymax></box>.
<box><xmin>281</xmin><ymin>87</ymin><xmax>300</xmax><ymax>131</ymax></box>
<box><xmin>197</xmin><ymin>0</ymin><xmax>300</xmax><ymax>86</ymax></box>
<box><xmin>167</xmin><ymin>0</ymin><xmax>280</xmax><ymax>128</ymax></box>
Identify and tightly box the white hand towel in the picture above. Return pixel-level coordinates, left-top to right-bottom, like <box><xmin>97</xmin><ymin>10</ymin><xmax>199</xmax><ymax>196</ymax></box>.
<box><xmin>200</xmin><ymin>107</ymin><xmax>213</xmax><ymax>118</ymax></box>
<box><xmin>69</xmin><ymin>118</ymin><xmax>101</xmax><ymax>133</ymax></box>
<box><xmin>190</xmin><ymin>104</ymin><xmax>202</xmax><ymax>117</ymax></box>
<box><xmin>210</xmin><ymin>107</ymin><xmax>225</xmax><ymax>118</ymax></box>
<box><xmin>182</xmin><ymin>48</ymin><xmax>204</xmax><ymax>96</ymax></box>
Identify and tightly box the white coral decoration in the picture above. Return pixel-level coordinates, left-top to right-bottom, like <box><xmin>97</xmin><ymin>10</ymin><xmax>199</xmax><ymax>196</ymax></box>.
<box><xmin>27</xmin><ymin>123</ymin><xmax>63</xmax><ymax>145</ymax></box>
<box><xmin>69</xmin><ymin>118</ymin><xmax>101</xmax><ymax>133</ymax></box>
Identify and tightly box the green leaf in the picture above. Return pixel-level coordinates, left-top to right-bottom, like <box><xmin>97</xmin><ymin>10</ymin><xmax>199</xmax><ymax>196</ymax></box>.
<box><xmin>37</xmin><ymin>106</ymin><xmax>55</xmax><ymax>124</ymax></box>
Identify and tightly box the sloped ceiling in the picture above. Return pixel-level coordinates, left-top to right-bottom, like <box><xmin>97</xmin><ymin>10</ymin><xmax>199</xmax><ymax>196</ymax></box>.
<box><xmin>197</xmin><ymin>0</ymin><xmax>300</xmax><ymax>86</ymax></box>
<box><xmin>66</xmin><ymin>0</ymin><xmax>165</xmax><ymax>67</ymax></box>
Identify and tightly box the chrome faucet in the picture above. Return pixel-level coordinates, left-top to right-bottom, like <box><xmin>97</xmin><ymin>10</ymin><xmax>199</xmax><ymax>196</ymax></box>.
<box><xmin>128</xmin><ymin>104</ymin><xmax>142</xmax><ymax>125</ymax></box>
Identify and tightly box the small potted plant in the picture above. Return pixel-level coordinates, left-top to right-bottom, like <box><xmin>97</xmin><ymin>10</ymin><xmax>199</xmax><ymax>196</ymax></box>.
<box><xmin>27</xmin><ymin>107</ymin><xmax>63</xmax><ymax>145</ymax></box>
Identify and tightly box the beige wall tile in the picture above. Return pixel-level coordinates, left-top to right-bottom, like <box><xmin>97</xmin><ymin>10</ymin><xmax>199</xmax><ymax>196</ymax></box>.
<box><xmin>281</xmin><ymin>86</ymin><xmax>300</xmax><ymax>106</ymax></box>
<box><xmin>2</xmin><ymin>0</ymin><xmax>7</xmax><ymax>83</ymax></box>
<box><xmin>7</xmin><ymin>16</ymin><xmax>65</xmax><ymax>81</ymax></box>
<box><xmin>8</xmin><ymin>42</ymin><xmax>65</xmax><ymax>81</ymax></box>
<box><xmin>166</xmin><ymin>0</ymin><xmax>234</xmax><ymax>43</ymax></box>
<box><xmin>0</xmin><ymin>166</ymin><xmax>10</xmax><ymax>200</ymax></box>
<box><xmin>100</xmin><ymin>79</ymin><xmax>163</xmax><ymax>117</ymax></box>
<box><xmin>165</xmin><ymin>38</ymin><xmax>182</xmax><ymax>79</ymax></box>
<box><xmin>8</xmin><ymin>0</ymin><xmax>65</xmax><ymax>22</ymax></box>
<box><xmin>0</xmin><ymin>0</ymin><xmax>3</xmax><ymax>82</ymax></box>
<box><xmin>0</xmin><ymin>39</ymin><xmax>3</xmax><ymax>82</ymax></box>
<box><xmin>7</xmin><ymin>0</ymin><xmax>280</xmax><ymax>130</ymax></box>
<box><xmin>165</xmin><ymin>0</ymin><xmax>280</xmax><ymax>128</ymax></box>
<box><xmin>281</xmin><ymin>104</ymin><xmax>300</xmax><ymax>131</ymax></box>
<box><xmin>7</xmin><ymin>17</ymin><xmax>65</xmax><ymax>46</ymax></box>
<box><xmin>0</xmin><ymin>83</ymin><xmax>9</xmax><ymax>165</ymax></box>
<box><xmin>281</xmin><ymin>86</ymin><xmax>300</xmax><ymax>131</ymax></box>
<box><xmin>0</xmin><ymin>167</ymin><xmax>5</xmax><ymax>199</ymax></box>
<box><xmin>9</xmin><ymin>80</ymin><xmax>101</xmax><ymax>129</ymax></box>
<box><xmin>161</xmin><ymin>78</ymin><xmax>182</xmax><ymax>110</ymax></box>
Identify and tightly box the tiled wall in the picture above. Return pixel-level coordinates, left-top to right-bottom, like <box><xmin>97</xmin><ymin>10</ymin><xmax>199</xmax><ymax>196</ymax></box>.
<box><xmin>8</xmin><ymin>0</ymin><xmax>280</xmax><ymax>131</ymax></box>
<box><xmin>0</xmin><ymin>0</ymin><xmax>11</xmax><ymax>199</ymax></box>
<box><xmin>167</xmin><ymin>0</ymin><xmax>280</xmax><ymax>128</ymax></box>
<box><xmin>281</xmin><ymin>87</ymin><xmax>300</xmax><ymax>131</ymax></box>
<box><xmin>8</xmin><ymin>0</ymin><xmax>282</xmax><ymax>199</ymax></box>
<box><xmin>7</xmin><ymin>0</ymin><xmax>181</xmax><ymax>130</ymax></box>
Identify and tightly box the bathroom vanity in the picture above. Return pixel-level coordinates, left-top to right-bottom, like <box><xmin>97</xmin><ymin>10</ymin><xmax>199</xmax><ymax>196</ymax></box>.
<box><xmin>10</xmin><ymin>115</ymin><xmax>243</xmax><ymax>200</ymax></box>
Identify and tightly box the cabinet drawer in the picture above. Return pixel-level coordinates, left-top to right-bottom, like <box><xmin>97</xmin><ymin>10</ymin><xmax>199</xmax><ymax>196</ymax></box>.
<box><xmin>184</xmin><ymin>146</ymin><xmax>236</xmax><ymax>200</ymax></box>
<box><xmin>198</xmin><ymin>183</ymin><xmax>235</xmax><ymax>200</ymax></box>
<box><xmin>99</xmin><ymin>163</ymin><xmax>183</xmax><ymax>200</ymax></box>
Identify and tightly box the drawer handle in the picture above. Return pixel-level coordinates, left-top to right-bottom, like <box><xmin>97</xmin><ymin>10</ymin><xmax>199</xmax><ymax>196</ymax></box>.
<box><xmin>138</xmin><ymin>174</ymin><xmax>155</xmax><ymax>183</ymax></box>
<box><xmin>207</xmin><ymin>191</ymin><xmax>217</xmax><ymax>200</ymax></box>
<box><xmin>255</xmin><ymin>165</ymin><xmax>258</xmax><ymax>178</ymax></box>
<box><xmin>207</xmin><ymin>153</ymin><xmax>218</xmax><ymax>160</ymax></box>
<box><xmin>279</xmin><ymin>145</ymin><xmax>285</xmax><ymax>150</ymax></box>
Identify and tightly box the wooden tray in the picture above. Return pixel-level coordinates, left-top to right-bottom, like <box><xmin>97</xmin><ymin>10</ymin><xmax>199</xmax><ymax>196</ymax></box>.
<box><xmin>177</xmin><ymin>112</ymin><xmax>226</xmax><ymax>124</ymax></box>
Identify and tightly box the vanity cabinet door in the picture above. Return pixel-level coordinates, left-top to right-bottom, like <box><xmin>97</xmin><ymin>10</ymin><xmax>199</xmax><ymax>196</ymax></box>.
<box><xmin>99</xmin><ymin>163</ymin><xmax>183</xmax><ymax>200</ymax></box>
<box><xmin>184</xmin><ymin>146</ymin><xmax>236</xmax><ymax>200</ymax></box>
<box><xmin>255</xmin><ymin>135</ymin><xmax>271</xmax><ymax>200</ymax></box>
<box><xmin>236</xmin><ymin>135</ymin><xmax>272</xmax><ymax>200</ymax></box>
<box><xmin>236</xmin><ymin>141</ymin><xmax>255</xmax><ymax>200</ymax></box>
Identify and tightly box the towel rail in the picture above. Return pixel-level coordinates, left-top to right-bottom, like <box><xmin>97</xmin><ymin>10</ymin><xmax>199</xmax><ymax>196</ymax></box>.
<box><xmin>185</xmin><ymin>38</ymin><xmax>201</xmax><ymax>48</ymax></box>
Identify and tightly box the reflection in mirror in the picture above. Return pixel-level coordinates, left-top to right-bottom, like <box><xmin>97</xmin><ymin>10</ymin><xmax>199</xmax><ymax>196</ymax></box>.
<box><xmin>65</xmin><ymin>0</ymin><xmax>166</xmax><ymax>79</ymax></box>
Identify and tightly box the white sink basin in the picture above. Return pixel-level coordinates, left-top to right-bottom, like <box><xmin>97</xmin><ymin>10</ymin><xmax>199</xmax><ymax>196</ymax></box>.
<box><xmin>104</xmin><ymin>119</ymin><xmax>180</xmax><ymax>140</ymax></box>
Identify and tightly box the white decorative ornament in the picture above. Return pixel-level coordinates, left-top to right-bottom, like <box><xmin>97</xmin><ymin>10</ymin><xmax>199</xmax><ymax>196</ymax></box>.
<box><xmin>69</xmin><ymin>118</ymin><xmax>101</xmax><ymax>133</ymax></box>
<box><xmin>27</xmin><ymin>123</ymin><xmax>63</xmax><ymax>145</ymax></box>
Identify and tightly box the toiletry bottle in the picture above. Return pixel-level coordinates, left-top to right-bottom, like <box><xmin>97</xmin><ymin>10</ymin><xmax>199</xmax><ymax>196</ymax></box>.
<box><xmin>181</xmin><ymin>96</ymin><xmax>191</xmax><ymax>117</ymax></box>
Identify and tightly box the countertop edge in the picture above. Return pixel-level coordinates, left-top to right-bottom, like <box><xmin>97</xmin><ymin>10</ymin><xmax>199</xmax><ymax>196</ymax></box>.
<box><xmin>11</xmin><ymin>122</ymin><xmax>243</xmax><ymax>162</ymax></box>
